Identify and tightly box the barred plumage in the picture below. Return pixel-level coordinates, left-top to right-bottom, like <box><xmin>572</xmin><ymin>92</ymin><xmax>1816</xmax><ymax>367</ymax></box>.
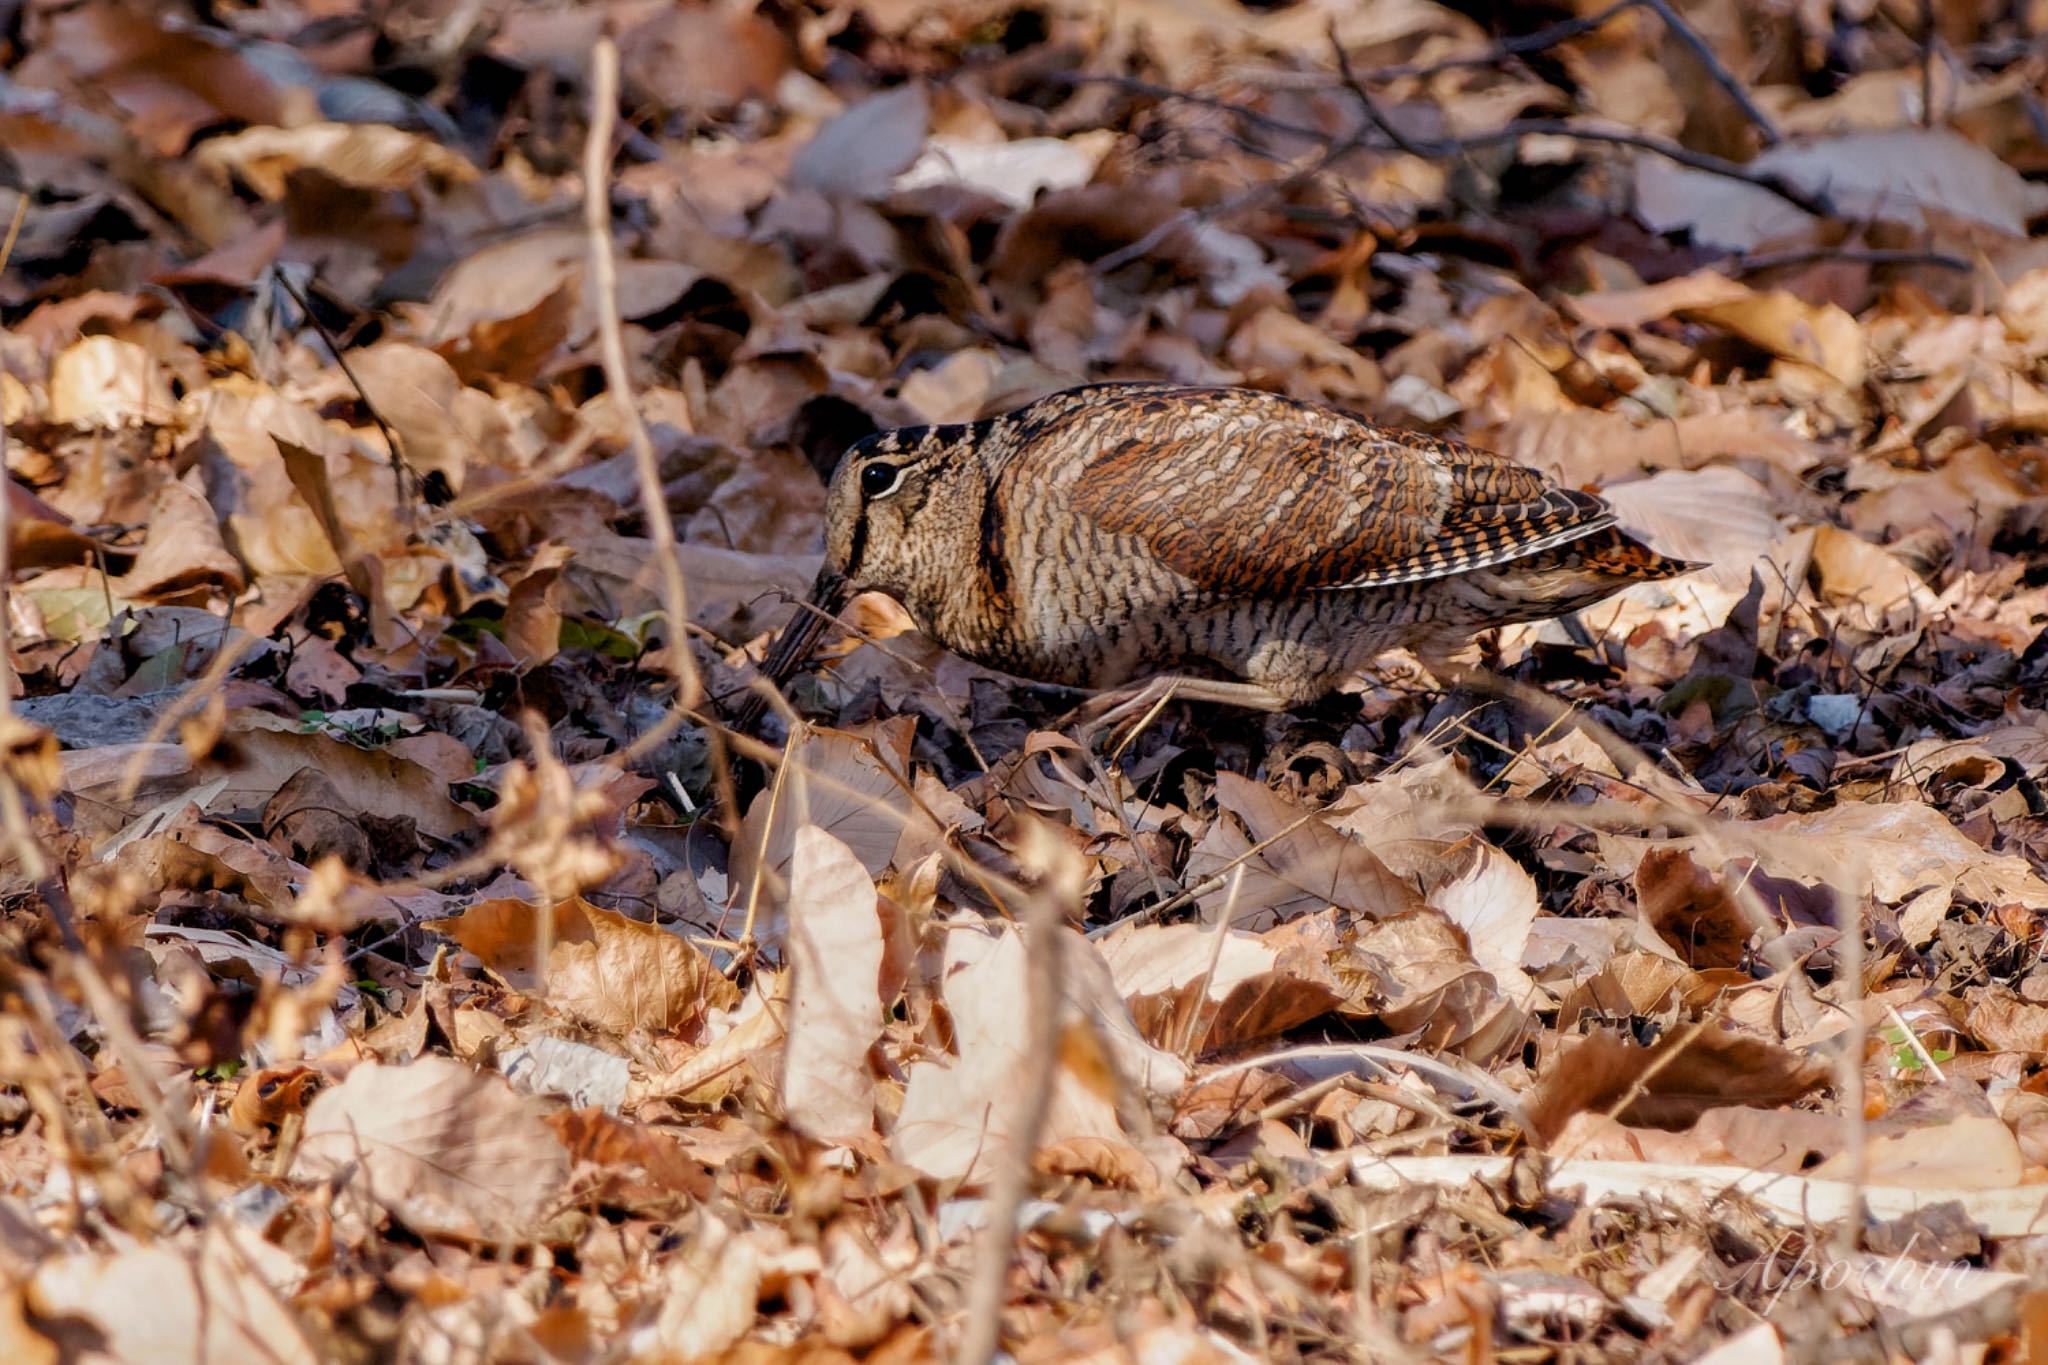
<box><xmin>756</xmin><ymin>381</ymin><xmax>1698</xmax><ymax>711</ymax></box>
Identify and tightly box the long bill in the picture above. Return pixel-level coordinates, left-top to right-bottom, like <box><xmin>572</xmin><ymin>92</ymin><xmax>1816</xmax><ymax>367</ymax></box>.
<box><xmin>736</xmin><ymin>566</ymin><xmax>850</xmax><ymax>728</ymax></box>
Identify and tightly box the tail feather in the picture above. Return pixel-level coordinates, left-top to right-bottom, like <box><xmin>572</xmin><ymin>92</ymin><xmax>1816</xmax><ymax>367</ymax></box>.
<box><xmin>1543</xmin><ymin>527</ymin><xmax>1703</xmax><ymax>581</ymax></box>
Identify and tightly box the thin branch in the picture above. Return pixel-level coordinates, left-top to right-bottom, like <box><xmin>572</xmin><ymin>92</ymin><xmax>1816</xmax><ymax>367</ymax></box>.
<box><xmin>1329</xmin><ymin>24</ymin><xmax>1433</xmax><ymax>160</ymax></box>
<box><xmin>1829</xmin><ymin>885</ymin><xmax>1867</xmax><ymax>1264</ymax></box>
<box><xmin>956</xmin><ymin>826</ymin><xmax>1070</xmax><ymax>1365</ymax></box>
<box><xmin>1639</xmin><ymin>0</ymin><xmax>1782</xmax><ymax>147</ymax></box>
<box><xmin>1060</xmin><ymin>72</ymin><xmax>1836</xmax><ymax>219</ymax></box>
<box><xmin>584</xmin><ymin>38</ymin><xmax>703</xmax><ymax>714</ymax></box>
<box><xmin>1736</xmin><ymin>245</ymin><xmax>1972</xmax><ymax>274</ymax></box>
<box><xmin>1442</xmin><ymin>119</ymin><xmax>1833</xmax><ymax>216</ymax></box>
<box><xmin>273</xmin><ymin>269</ymin><xmax>416</xmax><ymax>514</ymax></box>
<box><xmin>1921</xmin><ymin>0</ymin><xmax>1938</xmax><ymax>129</ymax></box>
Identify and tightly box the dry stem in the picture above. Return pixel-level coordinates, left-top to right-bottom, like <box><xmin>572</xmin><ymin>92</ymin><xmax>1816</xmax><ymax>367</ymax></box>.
<box><xmin>584</xmin><ymin>38</ymin><xmax>703</xmax><ymax>715</ymax></box>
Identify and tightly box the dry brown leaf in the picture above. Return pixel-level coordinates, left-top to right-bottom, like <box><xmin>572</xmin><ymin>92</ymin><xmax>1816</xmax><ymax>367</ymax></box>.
<box><xmin>730</xmin><ymin>720</ymin><xmax>923</xmax><ymax>942</ymax></box>
<box><xmin>1189</xmin><ymin>772</ymin><xmax>1425</xmax><ymax>926</ymax></box>
<box><xmin>1565</xmin><ymin>270</ymin><xmax>1752</xmax><ymax>331</ymax></box>
<box><xmin>1530</xmin><ymin>1027</ymin><xmax>1829</xmax><ymax>1144</ymax></box>
<box><xmin>1965</xmin><ymin>985</ymin><xmax>2048</xmax><ymax>1053</ymax></box>
<box><xmin>198</xmin><ymin>710</ymin><xmax>473</xmax><ymax>842</ymax></box>
<box><xmin>620</xmin><ymin>6</ymin><xmax>790</xmax><ymax>118</ymax></box>
<box><xmin>649</xmin><ymin>1214</ymin><xmax>761</xmax><ymax>1357</ymax></box>
<box><xmin>424</xmin><ymin>897</ymin><xmax>589</xmax><ymax>991</ymax></box>
<box><xmin>1809</xmin><ymin>523</ymin><xmax>1939</xmax><ymax>630</ymax></box>
<box><xmin>1096</xmin><ymin>914</ymin><xmax>1344</xmax><ymax>1053</ymax></box>
<box><xmin>334</xmin><ymin>342</ymin><xmax>501</xmax><ymax>494</ymax></box>
<box><xmin>1344</xmin><ymin>911</ymin><xmax>1530</xmax><ymax>1061</ymax></box>
<box><xmin>1683</xmin><ymin>291</ymin><xmax>1867</xmax><ymax>387</ymax></box>
<box><xmin>548</xmin><ymin>900</ymin><xmax>740</xmax><ymax>1039</ymax></box>
<box><xmin>791</xmin><ymin>83</ymin><xmax>929</xmax><ymax>198</ymax></box>
<box><xmin>114</xmin><ymin>477</ymin><xmax>245</xmax><ymax>598</ymax></box>
<box><xmin>1812</xmin><ymin>1113</ymin><xmax>2025</xmax><ymax>1191</ymax></box>
<box><xmin>1600</xmin><ymin>800</ymin><xmax>2048</xmax><ymax>946</ymax></box>
<box><xmin>292</xmin><ymin>1056</ymin><xmax>570</xmax><ymax>1241</ymax></box>
<box><xmin>817</xmin><ymin>1218</ymin><xmax>916</xmax><ymax>1349</ymax></box>
<box><xmin>1496</xmin><ymin>404</ymin><xmax>1825</xmax><ymax>488</ymax></box>
<box><xmin>195</xmin><ymin>122</ymin><xmax>477</xmax><ymax>200</ymax></box>
<box><xmin>1638</xmin><ymin>126</ymin><xmax>2048</xmax><ymax>249</ymax></box>
<box><xmin>630</xmin><ymin>983</ymin><xmax>787</xmax><ymax>1106</ymax></box>
<box><xmin>1634</xmin><ymin>846</ymin><xmax>1755</xmax><ymax>969</ymax></box>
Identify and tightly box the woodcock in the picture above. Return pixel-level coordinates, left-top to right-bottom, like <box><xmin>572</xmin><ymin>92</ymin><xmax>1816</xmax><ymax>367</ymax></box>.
<box><xmin>756</xmin><ymin>382</ymin><xmax>1698</xmax><ymax>714</ymax></box>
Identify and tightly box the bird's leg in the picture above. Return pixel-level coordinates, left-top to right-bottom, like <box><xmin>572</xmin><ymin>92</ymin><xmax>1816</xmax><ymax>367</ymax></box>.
<box><xmin>1067</xmin><ymin>675</ymin><xmax>1290</xmax><ymax>756</ymax></box>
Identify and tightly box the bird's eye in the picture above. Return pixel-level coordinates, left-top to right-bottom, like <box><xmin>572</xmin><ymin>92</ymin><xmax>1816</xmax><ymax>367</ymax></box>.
<box><xmin>860</xmin><ymin>462</ymin><xmax>905</xmax><ymax>500</ymax></box>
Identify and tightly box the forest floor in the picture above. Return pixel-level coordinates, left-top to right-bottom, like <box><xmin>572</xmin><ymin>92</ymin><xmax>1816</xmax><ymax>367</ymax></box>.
<box><xmin>4</xmin><ymin>0</ymin><xmax>2048</xmax><ymax>1360</ymax></box>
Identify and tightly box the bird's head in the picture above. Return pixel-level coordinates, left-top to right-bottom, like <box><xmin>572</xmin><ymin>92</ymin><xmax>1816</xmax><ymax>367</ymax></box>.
<box><xmin>821</xmin><ymin>426</ymin><xmax>955</xmax><ymax>599</ymax></box>
<box><xmin>751</xmin><ymin>425</ymin><xmax>961</xmax><ymax>711</ymax></box>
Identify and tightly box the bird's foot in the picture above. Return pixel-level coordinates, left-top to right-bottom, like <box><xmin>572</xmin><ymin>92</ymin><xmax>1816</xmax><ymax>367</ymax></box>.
<box><xmin>1065</xmin><ymin>676</ymin><xmax>1290</xmax><ymax>757</ymax></box>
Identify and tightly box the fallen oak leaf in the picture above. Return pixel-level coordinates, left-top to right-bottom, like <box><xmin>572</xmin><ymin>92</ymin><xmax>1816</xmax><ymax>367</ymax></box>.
<box><xmin>291</xmin><ymin>1055</ymin><xmax>570</xmax><ymax>1242</ymax></box>
<box><xmin>548</xmin><ymin>900</ymin><xmax>739</xmax><ymax>1040</ymax></box>
<box><xmin>781</xmin><ymin>824</ymin><xmax>885</xmax><ymax>1143</ymax></box>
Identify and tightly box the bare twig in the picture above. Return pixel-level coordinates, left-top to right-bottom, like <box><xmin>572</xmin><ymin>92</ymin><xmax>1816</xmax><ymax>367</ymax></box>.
<box><xmin>1442</xmin><ymin>119</ymin><xmax>1833</xmax><ymax>216</ymax></box>
<box><xmin>1921</xmin><ymin>0</ymin><xmax>1938</xmax><ymax>129</ymax></box>
<box><xmin>1639</xmin><ymin>0</ymin><xmax>1782</xmax><ymax>147</ymax></box>
<box><xmin>584</xmin><ymin>38</ymin><xmax>703</xmax><ymax>715</ymax></box>
<box><xmin>956</xmin><ymin>823</ymin><xmax>1071</xmax><ymax>1365</ymax></box>
<box><xmin>1329</xmin><ymin>24</ymin><xmax>1433</xmax><ymax>160</ymax></box>
<box><xmin>1066</xmin><ymin>71</ymin><xmax>1836</xmax><ymax>219</ymax></box>
<box><xmin>1737</xmin><ymin>245</ymin><xmax>1972</xmax><ymax>275</ymax></box>
<box><xmin>273</xmin><ymin>269</ymin><xmax>417</xmax><ymax>513</ymax></box>
<box><xmin>1830</xmin><ymin>886</ymin><xmax>1867</xmax><ymax>1263</ymax></box>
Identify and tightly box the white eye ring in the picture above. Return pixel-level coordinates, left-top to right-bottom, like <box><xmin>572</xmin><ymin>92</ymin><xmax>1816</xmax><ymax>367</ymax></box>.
<box><xmin>860</xmin><ymin>461</ymin><xmax>907</xmax><ymax>500</ymax></box>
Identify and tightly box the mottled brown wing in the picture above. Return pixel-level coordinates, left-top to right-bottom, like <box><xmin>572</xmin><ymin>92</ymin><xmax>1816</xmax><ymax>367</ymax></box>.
<box><xmin>1052</xmin><ymin>385</ymin><xmax>1615</xmax><ymax>597</ymax></box>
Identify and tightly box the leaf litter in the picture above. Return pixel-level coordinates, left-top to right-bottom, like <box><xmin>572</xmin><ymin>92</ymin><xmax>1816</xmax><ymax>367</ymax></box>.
<box><xmin>4</xmin><ymin>0</ymin><xmax>2048</xmax><ymax>1360</ymax></box>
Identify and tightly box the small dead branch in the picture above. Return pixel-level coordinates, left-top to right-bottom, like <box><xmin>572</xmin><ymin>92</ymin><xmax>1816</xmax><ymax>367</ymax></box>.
<box><xmin>584</xmin><ymin>37</ymin><xmax>703</xmax><ymax>716</ymax></box>
<box><xmin>274</xmin><ymin>269</ymin><xmax>417</xmax><ymax>512</ymax></box>
<box><xmin>1638</xmin><ymin>0</ymin><xmax>1782</xmax><ymax>147</ymax></box>
<box><xmin>956</xmin><ymin>820</ymin><xmax>1072</xmax><ymax>1365</ymax></box>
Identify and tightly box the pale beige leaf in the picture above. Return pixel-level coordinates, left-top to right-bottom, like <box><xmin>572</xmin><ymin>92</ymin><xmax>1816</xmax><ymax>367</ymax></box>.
<box><xmin>651</xmin><ymin>1215</ymin><xmax>760</xmax><ymax>1358</ymax></box>
<box><xmin>1188</xmin><ymin>772</ymin><xmax>1424</xmax><ymax>925</ymax></box>
<box><xmin>1096</xmin><ymin>917</ymin><xmax>1344</xmax><ymax>1052</ymax></box>
<box><xmin>1636</xmin><ymin>127</ymin><xmax>2048</xmax><ymax>249</ymax></box>
<box><xmin>895</xmin><ymin>131</ymin><xmax>1118</xmax><ymax>207</ymax></box>
<box><xmin>1683</xmin><ymin>291</ymin><xmax>1866</xmax><ymax>387</ymax></box>
<box><xmin>890</xmin><ymin>924</ymin><xmax>1165</xmax><ymax>1186</ymax></box>
<box><xmin>114</xmin><ymin>477</ymin><xmax>246</xmax><ymax>598</ymax></box>
<box><xmin>817</xmin><ymin>1219</ymin><xmax>916</xmax><ymax>1349</ymax></box>
<box><xmin>292</xmin><ymin>1056</ymin><xmax>570</xmax><ymax>1241</ymax></box>
<box><xmin>335</xmin><ymin>342</ymin><xmax>493</xmax><ymax>493</ymax></box>
<box><xmin>781</xmin><ymin>824</ymin><xmax>884</xmax><ymax>1142</ymax></box>
<box><xmin>1564</xmin><ymin>269</ymin><xmax>1751</xmax><ymax>331</ymax></box>
<box><xmin>630</xmin><ymin>982</ymin><xmax>786</xmax><ymax>1105</ymax></box>
<box><xmin>1429</xmin><ymin>842</ymin><xmax>1546</xmax><ymax>1010</ymax></box>
<box><xmin>27</xmin><ymin>1228</ymin><xmax>312</xmax><ymax>1365</ymax></box>
<box><xmin>791</xmin><ymin>82</ymin><xmax>928</xmax><ymax>197</ymax></box>
<box><xmin>48</xmin><ymin>335</ymin><xmax>176</xmax><ymax>428</ymax></box>
<box><xmin>730</xmin><ymin>720</ymin><xmax>923</xmax><ymax>944</ymax></box>
<box><xmin>198</xmin><ymin>711</ymin><xmax>473</xmax><ymax>842</ymax></box>
<box><xmin>1812</xmin><ymin>1113</ymin><xmax>2024</xmax><ymax>1191</ymax></box>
